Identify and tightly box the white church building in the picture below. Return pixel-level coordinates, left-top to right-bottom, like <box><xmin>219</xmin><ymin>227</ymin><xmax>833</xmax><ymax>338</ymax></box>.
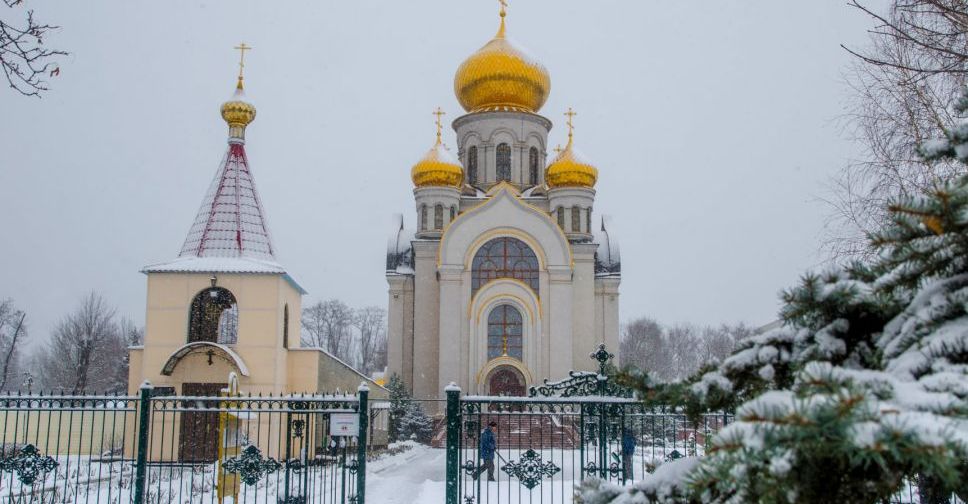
<box><xmin>386</xmin><ymin>4</ymin><xmax>621</xmax><ymax>400</ymax></box>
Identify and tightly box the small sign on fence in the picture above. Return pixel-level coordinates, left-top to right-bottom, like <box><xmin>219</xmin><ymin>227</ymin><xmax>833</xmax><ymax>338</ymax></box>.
<box><xmin>330</xmin><ymin>413</ymin><xmax>360</xmax><ymax>437</ymax></box>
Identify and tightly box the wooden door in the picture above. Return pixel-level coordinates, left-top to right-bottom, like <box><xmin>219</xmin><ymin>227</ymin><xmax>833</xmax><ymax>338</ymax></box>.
<box><xmin>178</xmin><ymin>382</ymin><xmax>226</xmax><ymax>462</ymax></box>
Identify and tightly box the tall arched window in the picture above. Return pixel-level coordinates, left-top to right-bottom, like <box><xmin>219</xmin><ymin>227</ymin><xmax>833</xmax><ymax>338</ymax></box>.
<box><xmin>496</xmin><ymin>143</ymin><xmax>511</xmax><ymax>182</ymax></box>
<box><xmin>587</xmin><ymin>207</ymin><xmax>592</xmax><ymax>235</ymax></box>
<box><xmin>420</xmin><ymin>204</ymin><xmax>428</xmax><ymax>231</ymax></box>
<box><xmin>188</xmin><ymin>287</ymin><xmax>238</xmax><ymax>344</ymax></box>
<box><xmin>434</xmin><ymin>204</ymin><xmax>444</xmax><ymax>230</ymax></box>
<box><xmin>472</xmin><ymin>237</ymin><xmax>539</xmax><ymax>296</ymax></box>
<box><xmin>572</xmin><ymin>205</ymin><xmax>581</xmax><ymax>233</ymax></box>
<box><xmin>468</xmin><ymin>146</ymin><xmax>478</xmax><ymax>185</ymax></box>
<box><xmin>450</xmin><ymin>205</ymin><xmax>456</xmax><ymax>222</ymax></box>
<box><xmin>283</xmin><ymin>304</ymin><xmax>290</xmax><ymax>349</ymax></box>
<box><xmin>487</xmin><ymin>305</ymin><xmax>523</xmax><ymax>360</ymax></box>
<box><xmin>556</xmin><ymin>206</ymin><xmax>565</xmax><ymax>229</ymax></box>
<box><xmin>528</xmin><ymin>147</ymin><xmax>539</xmax><ymax>186</ymax></box>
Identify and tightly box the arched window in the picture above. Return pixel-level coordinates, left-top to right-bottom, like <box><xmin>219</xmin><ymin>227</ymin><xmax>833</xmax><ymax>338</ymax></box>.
<box><xmin>496</xmin><ymin>143</ymin><xmax>511</xmax><ymax>182</ymax></box>
<box><xmin>572</xmin><ymin>205</ymin><xmax>581</xmax><ymax>233</ymax></box>
<box><xmin>420</xmin><ymin>204</ymin><xmax>427</xmax><ymax>231</ymax></box>
<box><xmin>188</xmin><ymin>287</ymin><xmax>238</xmax><ymax>344</ymax></box>
<box><xmin>434</xmin><ymin>204</ymin><xmax>444</xmax><ymax>230</ymax></box>
<box><xmin>283</xmin><ymin>304</ymin><xmax>290</xmax><ymax>349</ymax></box>
<box><xmin>556</xmin><ymin>206</ymin><xmax>565</xmax><ymax>229</ymax></box>
<box><xmin>472</xmin><ymin>237</ymin><xmax>539</xmax><ymax>296</ymax></box>
<box><xmin>488</xmin><ymin>305</ymin><xmax>523</xmax><ymax>360</ymax></box>
<box><xmin>587</xmin><ymin>207</ymin><xmax>592</xmax><ymax>235</ymax></box>
<box><xmin>468</xmin><ymin>146</ymin><xmax>478</xmax><ymax>185</ymax></box>
<box><xmin>528</xmin><ymin>147</ymin><xmax>539</xmax><ymax>186</ymax></box>
<box><xmin>450</xmin><ymin>205</ymin><xmax>456</xmax><ymax>222</ymax></box>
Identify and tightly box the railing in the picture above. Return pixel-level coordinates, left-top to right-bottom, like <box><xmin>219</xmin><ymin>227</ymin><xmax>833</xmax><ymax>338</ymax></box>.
<box><xmin>0</xmin><ymin>385</ymin><xmax>372</xmax><ymax>504</ymax></box>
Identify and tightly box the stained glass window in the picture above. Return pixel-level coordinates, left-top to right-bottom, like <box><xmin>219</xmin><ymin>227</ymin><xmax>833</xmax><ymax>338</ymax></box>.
<box><xmin>487</xmin><ymin>304</ymin><xmax>523</xmax><ymax>360</ymax></box>
<box><xmin>188</xmin><ymin>287</ymin><xmax>237</xmax><ymax>344</ymax></box>
<box><xmin>468</xmin><ymin>146</ymin><xmax>478</xmax><ymax>185</ymax></box>
<box><xmin>472</xmin><ymin>237</ymin><xmax>539</xmax><ymax>296</ymax></box>
<box><xmin>496</xmin><ymin>143</ymin><xmax>511</xmax><ymax>182</ymax></box>
<box><xmin>529</xmin><ymin>147</ymin><xmax>539</xmax><ymax>186</ymax></box>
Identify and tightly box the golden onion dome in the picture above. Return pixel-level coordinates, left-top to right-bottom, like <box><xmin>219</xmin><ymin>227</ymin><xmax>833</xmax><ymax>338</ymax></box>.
<box><xmin>454</xmin><ymin>5</ymin><xmax>550</xmax><ymax>114</ymax></box>
<box><xmin>221</xmin><ymin>77</ymin><xmax>257</xmax><ymax>129</ymax></box>
<box><xmin>412</xmin><ymin>110</ymin><xmax>464</xmax><ymax>188</ymax></box>
<box><xmin>546</xmin><ymin>109</ymin><xmax>598</xmax><ymax>188</ymax></box>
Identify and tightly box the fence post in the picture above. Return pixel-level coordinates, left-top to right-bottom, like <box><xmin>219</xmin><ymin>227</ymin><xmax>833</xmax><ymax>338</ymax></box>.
<box><xmin>445</xmin><ymin>383</ymin><xmax>461</xmax><ymax>504</ymax></box>
<box><xmin>356</xmin><ymin>382</ymin><xmax>369</xmax><ymax>504</ymax></box>
<box><xmin>133</xmin><ymin>381</ymin><xmax>153</xmax><ymax>504</ymax></box>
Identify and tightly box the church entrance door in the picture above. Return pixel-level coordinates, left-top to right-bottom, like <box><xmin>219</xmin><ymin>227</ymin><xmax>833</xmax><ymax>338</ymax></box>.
<box><xmin>487</xmin><ymin>367</ymin><xmax>526</xmax><ymax>396</ymax></box>
<box><xmin>178</xmin><ymin>382</ymin><xmax>225</xmax><ymax>462</ymax></box>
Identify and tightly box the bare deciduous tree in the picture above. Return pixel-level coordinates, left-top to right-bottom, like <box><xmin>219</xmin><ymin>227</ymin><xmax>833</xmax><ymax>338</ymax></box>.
<box><xmin>35</xmin><ymin>292</ymin><xmax>126</xmax><ymax>393</ymax></box>
<box><xmin>827</xmin><ymin>0</ymin><xmax>968</xmax><ymax>257</ymax></box>
<box><xmin>300</xmin><ymin>299</ymin><xmax>354</xmax><ymax>363</ymax></box>
<box><xmin>1</xmin><ymin>0</ymin><xmax>67</xmax><ymax>97</ymax></box>
<box><xmin>620</xmin><ymin>317</ymin><xmax>748</xmax><ymax>382</ymax></box>
<box><xmin>353</xmin><ymin>306</ymin><xmax>387</xmax><ymax>376</ymax></box>
<box><xmin>0</xmin><ymin>299</ymin><xmax>28</xmax><ymax>391</ymax></box>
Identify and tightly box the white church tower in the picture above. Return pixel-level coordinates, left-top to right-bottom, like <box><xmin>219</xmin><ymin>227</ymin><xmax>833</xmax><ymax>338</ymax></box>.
<box><xmin>386</xmin><ymin>4</ymin><xmax>621</xmax><ymax>400</ymax></box>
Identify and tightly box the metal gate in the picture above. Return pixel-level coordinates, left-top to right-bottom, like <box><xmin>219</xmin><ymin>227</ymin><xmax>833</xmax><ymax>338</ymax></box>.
<box><xmin>0</xmin><ymin>383</ymin><xmax>371</xmax><ymax>503</ymax></box>
<box><xmin>444</xmin><ymin>345</ymin><xmax>731</xmax><ymax>504</ymax></box>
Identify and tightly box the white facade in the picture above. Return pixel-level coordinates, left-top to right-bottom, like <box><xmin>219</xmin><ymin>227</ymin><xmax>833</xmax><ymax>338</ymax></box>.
<box><xmin>386</xmin><ymin>109</ymin><xmax>622</xmax><ymax>400</ymax></box>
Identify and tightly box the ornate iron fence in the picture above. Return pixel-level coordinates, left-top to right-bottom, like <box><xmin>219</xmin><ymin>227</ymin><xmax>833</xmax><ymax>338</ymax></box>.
<box><xmin>0</xmin><ymin>384</ymin><xmax>371</xmax><ymax>504</ymax></box>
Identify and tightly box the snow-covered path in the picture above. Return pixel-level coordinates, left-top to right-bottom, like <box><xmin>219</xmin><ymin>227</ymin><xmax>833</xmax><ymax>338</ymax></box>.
<box><xmin>367</xmin><ymin>444</ymin><xmax>449</xmax><ymax>503</ymax></box>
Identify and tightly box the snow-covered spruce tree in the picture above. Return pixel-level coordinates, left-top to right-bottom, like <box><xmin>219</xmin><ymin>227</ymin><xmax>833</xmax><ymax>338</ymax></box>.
<box><xmin>386</xmin><ymin>373</ymin><xmax>410</xmax><ymax>443</ymax></box>
<box><xmin>592</xmin><ymin>168</ymin><xmax>968</xmax><ymax>501</ymax></box>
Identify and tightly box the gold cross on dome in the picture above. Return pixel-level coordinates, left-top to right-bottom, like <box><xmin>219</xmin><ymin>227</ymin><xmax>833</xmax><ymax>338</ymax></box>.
<box><xmin>554</xmin><ymin>144</ymin><xmax>563</xmax><ymax>155</ymax></box>
<box><xmin>564</xmin><ymin>107</ymin><xmax>577</xmax><ymax>138</ymax></box>
<box><xmin>234</xmin><ymin>43</ymin><xmax>252</xmax><ymax>80</ymax></box>
<box><xmin>498</xmin><ymin>0</ymin><xmax>508</xmax><ymax>16</ymax></box>
<box><xmin>433</xmin><ymin>107</ymin><xmax>446</xmax><ymax>142</ymax></box>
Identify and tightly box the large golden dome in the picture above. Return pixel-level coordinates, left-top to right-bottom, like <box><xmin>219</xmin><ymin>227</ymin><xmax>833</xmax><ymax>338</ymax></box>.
<box><xmin>546</xmin><ymin>110</ymin><xmax>598</xmax><ymax>188</ymax></box>
<box><xmin>454</xmin><ymin>6</ymin><xmax>550</xmax><ymax>114</ymax></box>
<box><xmin>412</xmin><ymin>112</ymin><xmax>464</xmax><ymax>188</ymax></box>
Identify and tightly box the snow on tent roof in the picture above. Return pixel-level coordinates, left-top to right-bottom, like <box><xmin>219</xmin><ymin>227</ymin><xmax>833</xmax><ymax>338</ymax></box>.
<box><xmin>593</xmin><ymin>215</ymin><xmax>621</xmax><ymax>277</ymax></box>
<box><xmin>142</xmin><ymin>256</ymin><xmax>286</xmax><ymax>274</ymax></box>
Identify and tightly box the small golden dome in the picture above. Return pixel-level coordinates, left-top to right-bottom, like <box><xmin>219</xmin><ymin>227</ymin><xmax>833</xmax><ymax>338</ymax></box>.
<box><xmin>546</xmin><ymin>108</ymin><xmax>597</xmax><ymax>188</ymax></box>
<box><xmin>454</xmin><ymin>5</ymin><xmax>550</xmax><ymax>114</ymax></box>
<box><xmin>411</xmin><ymin>139</ymin><xmax>464</xmax><ymax>188</ymax></box>
<box><xmin>221</xmin><ymin>78</ymin><xmax>256</xmax><ymax>128</ymax></box>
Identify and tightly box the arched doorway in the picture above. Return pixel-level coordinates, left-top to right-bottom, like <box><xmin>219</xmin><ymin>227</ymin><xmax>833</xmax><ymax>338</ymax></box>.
<box><xmin>487</xmin><ymin>366</ymin><xmax>526</xmax><ymax>396</ymax></box>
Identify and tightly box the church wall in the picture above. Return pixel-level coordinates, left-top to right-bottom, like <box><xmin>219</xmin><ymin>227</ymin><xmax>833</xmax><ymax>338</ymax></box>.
<box><xmin>135</xmin><ymin>272</ymin><xmax>295</xmax><ymax>395</ymax></box>
<box><xmin>571</xmin><ymin>243</ymin><xmax>598</xmax><ymax>371</ymax></box>
<box><xmin>410</xmin><ymin>241</ymin><xmax>440</xmax><ymax>400</ymax></box>
<box><xmin>386</xmin><ymin>275</ymin><xmax>414</xmax><ymax>388</ymax></box>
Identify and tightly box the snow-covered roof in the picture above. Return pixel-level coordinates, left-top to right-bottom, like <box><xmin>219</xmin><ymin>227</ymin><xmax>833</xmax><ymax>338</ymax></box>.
<box><xmin>593</xmin><ymin>215</ymin><xmax>621</xmax><ymax>277</ymax></box>
<box><xmin>142</xmin><ymin>256</ymin><xmax>285</xmax><ymax>274</ymax></box>
<box><xmin>178</xmin><ymin>141</ymin><xmax>275</xmax><ymax>262</ymax></box>
<box><xmin>386</xmin><ymin>214</ymin><xmax>415</xmax><ymax>275</ymax></box>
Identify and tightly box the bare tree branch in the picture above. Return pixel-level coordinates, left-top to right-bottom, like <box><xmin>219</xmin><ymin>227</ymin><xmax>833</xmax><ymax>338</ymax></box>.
<box><xmin>0</xmin><ymin>1</ymin><xmax>67</xmax><ymax>97</ymax></box>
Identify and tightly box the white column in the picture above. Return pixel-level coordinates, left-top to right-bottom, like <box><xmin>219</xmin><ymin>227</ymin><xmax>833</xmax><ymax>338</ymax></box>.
<box><xmin>438</xmin><ymin>266</ymin><xmax>464</xmax><ymax>395</ymax></box>
<box><xmin>548</xmin><ymin>266</ymin><xmax>574</xmax><ymax>379</ymax></box>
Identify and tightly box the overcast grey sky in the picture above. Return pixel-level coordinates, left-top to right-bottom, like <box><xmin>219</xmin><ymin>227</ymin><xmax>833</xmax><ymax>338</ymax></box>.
<box><xmin>1</xmin><ymin>1</ymin><xmax>884</xmax><ymax>346</ymax></box>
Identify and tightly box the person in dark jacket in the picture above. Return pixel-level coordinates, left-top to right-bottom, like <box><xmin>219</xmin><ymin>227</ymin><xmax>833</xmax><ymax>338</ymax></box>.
<box><xmin>621</xmin><ymin>428</ymin><xmax>636</xmax><ymax>481</ymax></box>
<box><xmin>474</xmin><ymin>421</ymin><xmax>498</xmax><ymax>481</ymax></box>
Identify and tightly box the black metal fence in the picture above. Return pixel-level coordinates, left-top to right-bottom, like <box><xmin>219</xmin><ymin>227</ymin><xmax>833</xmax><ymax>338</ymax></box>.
<box><xmin>450</xmin><ymin>395</ymin><xmax>731</xmax><ymax>504</ymax></box>
<box><xmin>0</xmin><ymin>385</ymin><xmax>373</xmax><ymax>504</ymax></box>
